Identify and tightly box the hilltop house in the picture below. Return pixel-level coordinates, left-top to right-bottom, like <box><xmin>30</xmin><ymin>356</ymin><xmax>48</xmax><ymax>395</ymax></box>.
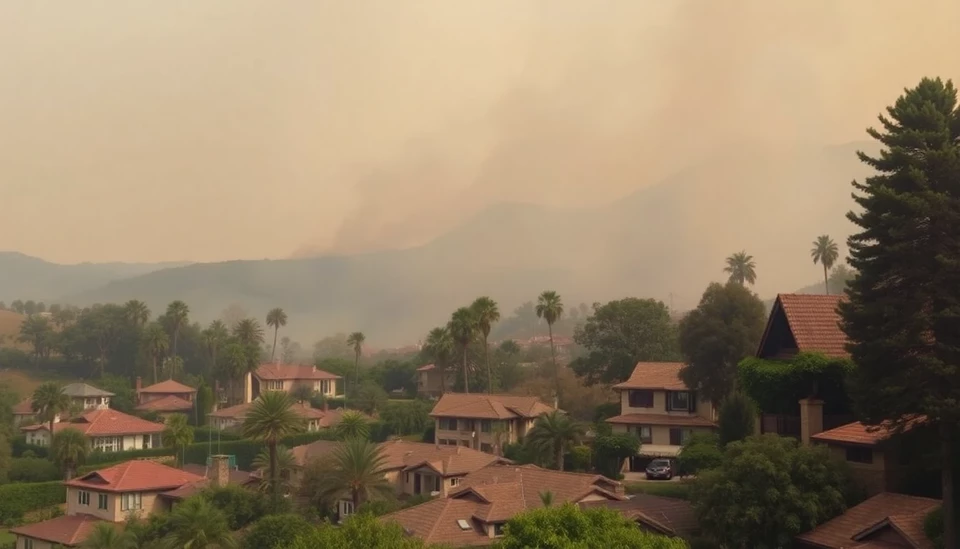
<box><xmin>417</xmin><ymin>364</ymin><xmax>449</xmax><ymax>397</ymax></box>
<box><xmin>61</xmin><ymin>383</ymin><xmax>114</xmax><ymax>411</ymax></box>
<box><xmin>22</xmin><ymin>408</ymin><xmax>164</xmax><ymax>451</ymax></box>
<box><xmin>224</xmin><ymin>362</ymin><xmax>341</xmax><ymax>405</ymax></box>
<box><xmin>134</xmin><ymin>378</ymin><xmax>196</xmax><ymax>417</ymax></box>
<box><xmin>605</xmin><ymin>362</ymin><xmax>717</xmax><ymax>470</ymax></box>
<box><xmin>429</xmin><ymin>393</ymin><xmax>555</xmax><ymax>453</ymax></box>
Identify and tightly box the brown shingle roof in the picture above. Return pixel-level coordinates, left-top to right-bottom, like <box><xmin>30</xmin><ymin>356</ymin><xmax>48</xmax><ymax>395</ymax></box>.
<box><xmin>429</xmin><ymin>393</ymin><xmax>555</xmax><ymax>420</ymax></box>
<box><xmin>291</xmin><ymin>439</ymin><xmax>507</xmax><ymax>474</ymax></box>
<box><xmin>135</xmin><ymin>394</ymin><xmax>194</xmax><ymax>412</ymax></box>
<box><xmin>579</xmin><ymin>494</ymin><xmax>698</xmax><ymax>538</ymax></box>
<box><xmin>21</xmin><ymin>408</ymin><xmax>165</xmax><ymax>437</ymax></box>
<box><xmin>796</xmin><ymin>492</ymin><xmax>939</xmax><ymax>549</ymax></box>
<box><xmin>811</xmin><ymin>416</ymin><xmax>927</xmax><ymax>447</ymax></box>
<box><xmin>605</xmin><ymin>413</ymin><xmax>716</xmax><ymax>428</ymax></box>
<box><xmin>65</xmin><ymin>460</ymin><xmax>205</xmax><ymax>493</ymax></box>
<box><xmin>771</xmin><ymin>294</ymin><xmax>849</xmax><ymax>358</ymax></box>
<box><xmin>11</xmin><ymin>514</ymin><xmax>104</xmax><ymax>546</ymax></box>
<box><xmin>455</xmin><ymin>463</ymin><xmax>624</xmax><ymax>505</ymax></box>
<box><xmin>139</xmin><ymin>379</ymin><xmax>196</xmax><ymax>394</ymax></box>
<box><xmin>254</xmin><ymin>363</ymin><xmax>340</xmax><ymax>381</ymax></box>
<box><xmin>612</xmin><ymin>362</ymin><xmax>688</xmax><ymax>391</ymax></box>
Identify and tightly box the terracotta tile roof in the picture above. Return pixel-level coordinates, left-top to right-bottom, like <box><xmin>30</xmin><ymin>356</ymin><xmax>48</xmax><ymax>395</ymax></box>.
<box><xmin>770</xmin><ymin>294</ymin><xmax>849</xmax><ymax>358</ymax></box>
<box><xmin>612</xmin><ymin>362</ymin><xmax>688</xmax><ymax>391</ymax></box>
<box><xmin>579</xmin><ymin>494</ymin><xmax>697</xmax><ymax>538</ymax></box>
<box><xmin>210</xmin><ymin>402</ymin><xmax>347</xmax><ymax>423</ymax></box>
<box><xmin>796</xmin><ymin>492</ymin><xmax>939</xmax><ymax>549</ymax></box>
<box><xmin>139</xmin><ymin>379</ymin><xmax>196</xmax><ymax>394</ymax></box>
<box><xmin>456</xmin><ymin>463</ymin><xmax>624</xmax><ymax>506</ymax></box>
<box><xmin>161</xmin><ymin>464</ymin><xmax>256</xmax><ymax>500</ymax></box>
<box><xmin>417</xmin><ymin>364</ymin><xmax>436</xmax><ymax>372</ymax></box>
<box><xmin>12</xmin><ymin>397</ymin><xmax>34</xmax><ymax>415</ymax></box>
<box><xmin>21</xmin><ymin>408</ymin><xmax>165</xmax><ymax>436</ymax></box>
<box><xmin>65</xmin><ymin>460</ymin><xmax>205</xmax><ymax>493</ymax></box>
<box><xmin>429</xmin><ymin>393</ymin><xmax>555</xmax><ymax>420</ymax></box>
<box><xmin>605</xmin><ymin>413</ymin><xmax>716</xmax><ymax>428</ymax></box>
<box><xmin>11</xmin><ymin>514</ymin><xmax>104</xmax><ymax>546</ymax></box>
<box><xmin>291</xmin><ymin>439</ymin><xmax>507</xmax><ymax>473</ymax></box>
<box><xmin>254</xmin><ymin>363</ymin><xmax>340</xmax><ymax>381</ymax></box>
<box><xmin>811</xmin><ymin>416</ymin><xmax>927</xmax><ymax>447</ymax></box>
<box><xmin>384</xmin><ymin>497</ymin><xmax>492</xmax><ymax>546</ymax></box>
<box><xmin>135</xmin><ymin>394</ymin><xmax>194</xmax><ymax>412</ymax></box>
<box><xmin>61</xmin><ymin>383</ymin><xmax>115</xmax><ymax>397</ymax></box>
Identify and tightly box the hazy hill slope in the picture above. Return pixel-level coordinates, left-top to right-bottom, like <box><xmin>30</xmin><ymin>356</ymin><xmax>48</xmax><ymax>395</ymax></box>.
<box><xmin>64</xmin><ymin>142</ymin><xmax>876</xmax><ymax>345</ymax></box>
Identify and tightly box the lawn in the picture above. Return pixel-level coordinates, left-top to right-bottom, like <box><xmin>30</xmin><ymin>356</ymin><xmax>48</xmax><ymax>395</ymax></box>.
<box><xmin>0</xmin><ymin>529</ymin><xmax>15</xmax><ymax>545</ymax></box>
<box><xmin>624</xmin><ymin>480</ymin><xmax>694</xmax><ymax>500</ymax></box>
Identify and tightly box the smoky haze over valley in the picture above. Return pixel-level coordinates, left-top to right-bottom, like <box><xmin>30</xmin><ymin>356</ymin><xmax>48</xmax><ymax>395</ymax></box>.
<box><xmin>2</xmin><ymin>1</ymin><xmax>959</xmax><ymax>344</ymax></box>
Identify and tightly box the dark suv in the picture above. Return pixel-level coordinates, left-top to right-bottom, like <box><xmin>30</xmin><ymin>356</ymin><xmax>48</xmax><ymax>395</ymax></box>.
<box><xmin>645</xmin><ymin>458</ymin><xmax>674</xmax><ymax>480</ymax></box>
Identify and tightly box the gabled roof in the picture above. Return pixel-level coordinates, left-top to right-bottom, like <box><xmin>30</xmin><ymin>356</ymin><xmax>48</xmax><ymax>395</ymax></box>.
<box><xmin>61</xmin><ymin>383</ymin><xmax>114</xmax><ymax>398</ymax></box>
<box><xmin>254</xmin><ymin>363</ymin><xmax>340</xmax><ymax>381</ymax></box>
<box><xmin>291</xmin><ymin>438</ymin><xmax>507</xmax><ymax>474</ymax></box>
<box><xmin>796</xmin><ymin>492</ymin><xmax>939</xmax><ymax>549</ymax></box>
<box><xmin>161</xmin><ymin>464</ymin><xmax>257</xmax><ymax>500</ymax></box>
<box><xmin>606</xmin><ymin>413</ymin><xmax>716</xmax><ymax>428</ymax></box>
<box><xmin>11</xmin><ymin>514</ymin><xmax>104</xmax><ymax>546</ymax></box>
<box><xmin>65</xmin><ymin>460</ymin><xmax>205</xmax><ymax>493</ymax></box>
<box><xmin>139</xmin><ymin>379</ymin><xmax>196</xmax><ymax>394</ymax></box>
<box><xmin>612</xmin><ymin>362</ymin><xmax>688</xmax><ymax>391</ymax></box>
<box><xmin>757</xmin><ymin>294</ymin><xmax>849</xmax><ymax>358</ymax></box>
<box><xmin>12</xmin><ymin>397</ymin><xmax>34</xmax><ymax>415</ymax></box>
<box><xmin>135</xmin><ymin>394</ymin><xmax>194</xmax><ymax>412</ymax></box>
<box><xmin>811</xmin><ymin>416</ymin><xmax>927</xmax><ymax>447</ymax></box>
<box><xmin>429</xmin><ymin>393</ymin><xmax>555</xmax><ymax>420</ymax></box>
<box><xmin>21</xmin><ymin>408</ymin><xmax>164</xmax><ymax>436</ymax></box>
<box><xmin>579</xmin><ymin>494</ymin><xmax>698</xmax><ymax>538</ymax></box>
<box><xmin>455</xmin><ymin>463</ymin><xmax>624</xmax><ymax>504</ymax></box>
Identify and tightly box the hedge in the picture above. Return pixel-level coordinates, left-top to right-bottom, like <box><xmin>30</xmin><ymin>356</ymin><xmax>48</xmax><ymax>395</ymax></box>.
<box><xmin>9</xmin><ymin>458</ymin><xmax>61</xmax><ymax>483</ymax></box>
<box><xmin>12</xmin><ymin>437</ymin><xmax>49</xmax><ymax>459</ymax></box>
<box><xmin>738</xmin><ymin>352</ymin><xmax>854</xmax><ymax>415</ymax></box>
<box><xmin>0</xmin><ymin>481</ymin><xmax>65</xmax><ymax>523</ymax></box>
<box><xmin>192</xmin><ymin>427</ymin><xmax>243</xmax><ymax>443</ymax></box>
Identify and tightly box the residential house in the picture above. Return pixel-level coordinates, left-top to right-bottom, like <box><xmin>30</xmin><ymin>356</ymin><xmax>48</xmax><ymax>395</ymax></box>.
<box><xmin>579</xmin><ymin>495</ymin><xmax>698</xmax><ymax>540</ymax></box>
<box><xmin>10</xmin><ymin>460</ymin><xmax>205</xmax><ymax>548</ymax></box>
<box><xmin>22</xmin><ymin>408</ymin><xmax>164</xmax><ymax>451</ymax></box>
<box><xmin>208</xmin><ymin>401</ymin><xmax>349</xmax><ymax>432</ymax></box>
<box><xmin>159</xmin><ymin>455</ymin><xmax>257</xmax><ymax>505</ymax></box>
<box><xmin>416</xmin><ymin>364</ymin><xmax>449</xmax><ymax>397</ymax></box>
<box><xmin>382</xmin><ymin>463</ymin><xmax>625</xmax><ymax>546</ymax></box>
<box><xmin>606</xmin><ymin>362</ymin><xmax>717</xmax><ymax>469</ymax></box>
<box><xmin>61</xmin><ymin>383</ymin><xmax>113</xmax><ymax>411</ymax></box>
<box><xmin>430</xmin><ymin>393</ymin><xmax>555</xmax><ymax>453</ymax></box>
<box><xmin>796</xmin><ymin>492</ymin><xmax>939</xmax><ymax>548</ymax></box>
<box><xmin>225</xmin><ymin>362</ymin><xmax>340</xmax><ymax>404</ymax></box>
<box><xmin>135</xmin><ymin>378</ymin><xmax>196</xmax><ymax>417</ymax></box>
<box><xmin>11</xmin><ymin>398</ymin><xmax>37</xmax><ymax>427</ymax></box>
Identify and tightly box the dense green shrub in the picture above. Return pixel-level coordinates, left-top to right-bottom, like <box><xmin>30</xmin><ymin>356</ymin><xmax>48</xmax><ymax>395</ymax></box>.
<box><xmin>243</xmin><ymin>514</ymin><xmax>314</xmax><ymax>549</ymax></box>
<box><xmin>9</xmin><ymin>457</ymin><xmax>61</xmax><ymax>483</ymax></box>
<box><xmin>12</xmin><ymin>437</ymin><xmax>49</xmax><ymax>459</ymax></box>
<box><xmin>0</xmin><ymin>481</ymin><xmax>65</xmax><ymax>522</ymax></box>
<box><xmin>738</xmin><ymin>353</ymin><xmax>854</xmax><ymax>415</ymax></box>
<box><xmin>192</xmin><ymin>427</ymin><xmax>243</xmax><ymax>443</ymax></box>
<box><xmin>676</xmin><ymin>433</ymin><xmax>723</xmax><ymax>476</ymax></box>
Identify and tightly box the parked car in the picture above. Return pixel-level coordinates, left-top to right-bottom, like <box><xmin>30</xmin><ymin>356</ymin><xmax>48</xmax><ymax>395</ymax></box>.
<box><xmin>645</xmin><ymin>458</ymin><xmax>674</xmax><ymax>480</ymax></box>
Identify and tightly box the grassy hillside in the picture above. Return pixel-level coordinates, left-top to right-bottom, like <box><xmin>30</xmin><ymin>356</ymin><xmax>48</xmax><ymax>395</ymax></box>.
<box><xmin>0</xmin><ymin>370</ymin><xmax>45</xmax><ymax>399</ymax></box>
<box><xmin>0</xmin><ymin>310</ymin><xmax>25</xmax><ymax>350</ymax></box>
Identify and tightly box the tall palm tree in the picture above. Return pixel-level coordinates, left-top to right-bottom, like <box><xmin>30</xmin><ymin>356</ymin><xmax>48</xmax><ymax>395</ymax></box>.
<box><xmin>80</xmin><ymin>523</ymin><xmax>136</xmax><ymax>549</ymax></box>
<box><xmin>161</xmin><ymin>496</ymin><xmax>236</xmax><ymax>549</ymax></box>
<box><xmin>320</xmin><ymin>438</ymin><xmax>393</xmax><ymax>511</ymax></box>
<box><xmin>424</xmin><ymin>327</ymin><xmax>454</xmax><ymax>395</ymax></box>
<box><xmin>346</xmin><ymin>332</ymin><xmax>366</xmax><ymax>397</ymax></box>
<box><xmin>221</xmin><ymin>342</ymin><xmax>254</xmax><ymax>406</ymax></box>
<box><xmin>164</xmin><ymin>355</ymin><xmax>185</xmax><ymax>380</ymax></box>
<box><xmin>163</xmin><ymin>413</ymin><xmax>194</xmax><ymax>466</ymax></box>
<box><xmin>202</xmin><ymin>320</ymin><xmax>229</xmax><ymax>378</ymax></box>
<box><xmin>335</xmin><ymin>411</ymin><xmax>370</xmax><ymax>440</ymax></box>
<box><xmin>448</xmin><ymin>308</ymin><xmax>477</xmax><ymax>394</ymax></box>
<box><xmin>165</xmin><ymin>300</ymin><xmax>190</xmax><ymax>358</ymax></box>
<box><xmin>123</xmin><ymin>300</ymin><xmax>150</xmax><ymax>328</ymax></box>
<box><xmin>242</xmin><ymin>391</ymin><xmax>303</xmax><ymax>509</ymax></box>
<box><xmin>232</xmin><ymin>318</ymin><xmax>265</xmax><ymax>347</ymax></box>
<box><xmin>527</xmin><ymin>411</ymin><xmax>585</xmax><ymax>472</ymax></box>
<box><xmin>251</xmin><ymin>446</ymin><xmax>295</xmax><ymax>494</ymax></box>
<box><xmin>536</xmin><ymin>291</ymin><xmax>564</xmax><ymax>403</ymax></box>
<box><xmin>142</xmin><ymin>323</ymin><xmax>169</xmax><ymax>384</ymax></box>
<box><xmin>32</xmin><ymin>382</ymin><xmax>70</xmax><ymax>440</ymax></box>
<box><xmin>810</xmin><ymin>235</ymin><xmax>840</xmax><ymax>294</ymax></box>
<box><xmin>724</xmin><ymin>251</ymin><xmax>757</xmax><ymax>286</ymax></box>
<box><xmin>265</xmin><ymin>308</ymin><xmax>288</xmax><ymax>361</ymax></box>
<box><xmin>52</xmin><ymin>427</ymin><xmax>89</xmax><ymax>480</ymax></box>
<box><xmin>471</xmin><ymin>297</ymin><xmax>500</xmax><ymax>394</ymax></box>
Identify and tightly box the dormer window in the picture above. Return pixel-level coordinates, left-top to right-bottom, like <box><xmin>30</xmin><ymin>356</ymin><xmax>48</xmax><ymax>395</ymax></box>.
<box><xmin>494</xmin><ymin>523</ymin><xmax>506</xmax><ymax>537</ymax></box>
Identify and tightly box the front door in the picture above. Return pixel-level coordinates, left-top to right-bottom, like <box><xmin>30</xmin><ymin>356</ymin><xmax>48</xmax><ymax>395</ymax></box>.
<box><xmin>414</xmin><ymin>473</ymin><xmax>422</xmax><ymax>494</ymax></box>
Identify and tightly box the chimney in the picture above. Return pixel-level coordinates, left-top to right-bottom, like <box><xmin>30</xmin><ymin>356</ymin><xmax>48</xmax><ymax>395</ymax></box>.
<box><xmin>135</xmin><ymin>377</ymin><xmax>142</xmax><ymax>404</ymax></box>
<box><xmin>799</xmin><ymin>398</ymin><xmax>825</xmax><ymax>445</ymax></box>
<box><xmin>211</xmin><ymin>455</ymin><xmax>231</xmax><ymax>488</ymax></box>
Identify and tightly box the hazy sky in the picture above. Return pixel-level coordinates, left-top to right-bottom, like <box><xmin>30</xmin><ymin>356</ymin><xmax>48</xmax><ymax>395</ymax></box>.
<box><xmin>1</xmin><ymin>1</ymin><xmax>959</xmax><ymax>264</ymax></box>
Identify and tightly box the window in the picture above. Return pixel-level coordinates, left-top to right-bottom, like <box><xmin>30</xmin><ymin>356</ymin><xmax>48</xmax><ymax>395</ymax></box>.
<box><xmin>439</xmin><ymin>418</ymin><xmax>458</xmax><ymax>431</ymax></box>
<box><xmin>94</xmin><ymin>436</ymin><xmax>123</xmax><ymax>453</ymax></box>
<box><xmin>635</xmin><ymin>425</ymin><xmax>653</xmax><ymax>444</ymax></box>
<box><xmin>481</xmin><ymin>420</ymin><xmax>492</xmax><ymax>433</ymax></box>
<box><xmin>669</xmin><ymin>428</ymin><xmax>693</xmax><ymax>446</ymax></box>
<box><xmin>846</xmin><ymin>446</ymin><xmax>874</xmax><ymax>464</ymax></box>
<box><xmin>120</xmin><ymin>492</ymin><xmax>142</xmax><ymax>511</ymax></box>
<box><xmin>434</xmin><ymin>476</ymin><xmax>441</xmax><ymax>492</ymax></box>
<box><xmin>97</xmin><ymin>493</ymin><xmax>108</xmax><ymax>510</ymax></box>
<box><xmin>667</xmin><ymin>391</ymin><xmax>691</xmax><ymax>412</ymax></box>
<box><xmin>404</xmin><ymin>472</ymin><xmax>410</xmax><ymax>483</ymax></box>
<box><xmin>267</xmin><ymin>380</ymin><xmax>283</xmax><ymax>391</ymax></box>
<box><xmin>628</xmin><ymin>390</ymin><xmax>654</xmax><ymax>408</ymax></box>
<box><xmin>451</xmin><ymin>477</ymin><xmax>462</xmax><ymax>487</ymax></box>
<box><xmin>78</xmin><ymin>490</ymin><xmax>90</xmax><ymax>506</ymax></box>
<box><xmin>480</xmin><ymin>443</ymin><xmax>493</xmax><ymax>454</ymax></box>
<box><xmin>23</xmin><ymin>539</ymin><xmax>33</xmax><ymax>549</ymax></box>
<box><xmin>494</xmin><ymin>523</ymin><xmax>506</xmax><ymax>536</ymax></box>
<box><xmin>340</xmin><ymin>500</ymin><xmax>355</xmax><ymax>518</ymax></box>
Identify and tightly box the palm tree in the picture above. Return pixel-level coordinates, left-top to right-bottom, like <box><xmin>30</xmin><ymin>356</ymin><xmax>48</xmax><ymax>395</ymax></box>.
<box><xmin>471</xmin><ymin>297</ymin><xmax>500</xmax><ymax>394</ymax></box>
<box><xmin>527</xmin><ymin>411</ymin><xmax>585</xmax><ymax>472</ymax></box>
<box><xmin>335</xmin><ymin>411</ymin><xmax>370</xmax><ymax>440</ymax></box>
<box><xmin>724</xmin><ymin>251</ymin><xmax>757</xmax><ymax>286</ymax></box>
<box><xmin>142</xmin><ymin>323</ymin><xmax>169</xmax><ymax>384</ymax></box>
<box><xmin>448</xmin><ymin>308</ymin><xmax>477</xmax><ymax>394</ymax></box>
<box><xmin>242</xmin><ymin>391</ymin><xmax>303</xmax><ymax>509</ymax></box>
<box><xmin>165</xmin><ymin>300</ymin><xmax>190</xmax><ymax>358</ymax></box>
<box><xmin>221</xmin><ymin>342</ymin><xmax>255</xmax><ymax>406</ymax></box>
<box><xmin>265</xmin><ymin>308</ymin><xmax>288</xmax><ymax>361</ymax></box>
<box><xmin>32</xmin><ymin>382</ymin><xmax>70</xmax><ymax>440</ymax></box>
<box><xmin>232</xmin><ymin>318</ymin><xmax>265</xmax><ymax>347</ymax></box>
<box><xmin>536</xmin><ymin>291</ymin><xmax>564</xmax><ymax>403</ymax></box>
<box><xmin>251</xmin><ymin>445</ymin><xmax>295</xmax><ymax>494</ymax></box>
<box><xmin>164</xmin><ymin>355</ymin><xmax>185</xmax><ymax>380</ymax></box>
<box><xmin>52</xmin><ymin>427</ymin><xmax>89</xmax><ymax>480</ymax></box>
<box><xmin>80</xmin><ymin>523</ymin><xmax>136</xmax><ymax>549</ymax></box>
<box><xmin>811</xmin><ymin>235</ymin><xmax>840</xmax><ymax>294</ymax></box>
<box><xmin>202</xmin><ymin>320</ymin><xmax>229</xmax><ymax>377</ymax></box>
<box><xmin>424</xmin><ymin>327</ymin><xmax>454</xmax><ymax>395</ymax></box>
<box><xmin>346</xmin><ymin>332</ymin><xmax>366</xmax><ymax>397</ymax></box>
<box><xmin>163</xmin><ymin>413</ymin><xmax>194</xmax><ymax>466</ymax></box>
<box><xmin>161</xmin><ymin>496</ymin><xmax>236</xmax><ymax>549</ymax></box>
<box><xmin>123</xmin><ymin>300</ymin><xmax>150</xmax><ymax>328</ymax></box>
<box><xmin>319</xmin><ymin>438</ymin><xmax>393</xmax><ymax>511</ymax></box>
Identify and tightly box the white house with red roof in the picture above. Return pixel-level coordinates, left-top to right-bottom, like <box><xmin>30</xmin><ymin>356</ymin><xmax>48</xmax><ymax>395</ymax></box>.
<box><xmin>222</xmin><ymin>361</ymin><xmax>341</xmax><ymax>405</ymax></box>
<box><xmin>134</xmin><ymin>377</ymin><xmax>196</xmax><ymax>417</ymax></box>
<box><xmin>22</xmin><ymin>408</ymin><xmax>164</xmax><ymax>451</ymax></box>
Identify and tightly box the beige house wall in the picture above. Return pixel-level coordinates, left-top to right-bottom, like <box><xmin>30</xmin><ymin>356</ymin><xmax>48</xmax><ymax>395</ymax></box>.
<box><xmin>825</xmin><ymin>444</ymin><xmax>889</xmax><ymax>496</ymax></box>
<box><xmin>618</xmin><ymin>390</ymin><xmax>716</xmax><ymax>421</ymax></box>
<box><xmin>417</xmin><ymin>371</ymin><xmax>446</xmax><ymax>395</ymax></box>
<box><xmin>141</xmin><ymin>392</ymin><xmax>193</xmax><ymax>404</ymax></box>
<box><xmin>16</xmin><ymin>537</ymin><xmax>55</xmax><ymax>549</ymax></box>
<box><xmin>611</xmin><ymin>423</ymin><xmax>714</xmax><ymax>446</ymax></box>
<box><xmin>434</xmin><ymin>418</ymin><xmax>527</xmax><ymax>452</ymax></box>
<box><xmin>25</xmin><ymin>432</ymin><xmax>159</xmax><ymax>451</ymax></box>
<box><xmin>67</xmin><ymin>487</ymin><xmax>164</xmax><ymax>522</ymax></box>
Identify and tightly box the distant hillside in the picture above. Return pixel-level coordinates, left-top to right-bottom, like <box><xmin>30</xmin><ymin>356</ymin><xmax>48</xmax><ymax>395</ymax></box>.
<box><xmin>57</xmin><ymin>142</ymin><xmax>876</xmax><ymax>346</ymax></box>
<box><xmin>0</xmin><ymin>310</ymin><xmax>26</xmax><ymax>350</ymax></box>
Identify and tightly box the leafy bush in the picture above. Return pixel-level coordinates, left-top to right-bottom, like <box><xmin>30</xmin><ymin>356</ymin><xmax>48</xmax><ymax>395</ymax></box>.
<box><xmin>738</xmin><ymin>353</ymin><xmax>854</xmax><ymax>415</ymax></box>
<box><xmin>924</xmin><ymin>506</ymin><xmax>943</xmax><ymax>549</ymax></box>
<box><xmin>192</xmin><ymin>427</ymin><xmax>243</xmax><ymax>443</ymax></box>
<box><xmin>0</xmin><ymin>481</ymin><xmax>65</xmax><ymax>522</ymax></box>
<box><xmin>677</xmin><ymin>433</ymin><xmax>723</xmax><ymax>476</ymax></box>
<box><xmin>593</xmin><ymin>433</ymin><xmax>640</xmax><ymax>478</ymax></box>
<box><xmin>566</xmin><ymin>445</ymin><xmax>592</xmax><ymax>472</ymax></box>
<box><xmin>243</xmin><ymin>514</ymin><xmax>314</xmax><ymax>549</ymax></box>
<box><xmin>203</xmin><ymin>485</ymin><xmax>273</xmax><ymax>530</ymax></box>
<box><xmin>718</xmin><ymin>392</ymin><xmax>757</xmax><ymax>446</ymax></box>
<box><xmin>12</xmin><ymin>437</ymin><xmax>49</xmax><ymax>459</ymax></box>
<box><xmin>9</xmin><ymin>457</ymin><xmax>61</xmax><ymax>483</ymax></box>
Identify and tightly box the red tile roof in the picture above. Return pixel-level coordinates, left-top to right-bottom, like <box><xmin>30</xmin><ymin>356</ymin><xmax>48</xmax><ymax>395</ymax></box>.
<box><xmin>768</xmin><ymin>294</ymin><xmax>849</xmax><ymax>358</ymax></box>
<box><xmin>417</xmin><ymin>364</ymin><xmax>436</xmax><ymax>372</ymax></box>
<box><xmin>21</xmin><ymin>408</ymin><xmax>165</xmax><ymax>436</ymax></box>
<box><xmin>812</xmin><ymin>416</ymin><xmax>927</xmax><ymax>447</ymax></box>
<box><xmin>254</xmin><ymin>363</ymin><xmax>340</xmax><ymax>381</ymax></box>
<box><xmin>612</xmin><ymin>362</ymin><xmax>688</xmax><ymax>391</ymax></box>
<box><xmin>12</xmin><ymin>397</ymin><xmax>34</xmax><ymax>415</ymax></box>
<box><xmin>11</xmin><ymin>514</ymin><xmax>104</xmax><ymax>546</ymax></box>
<box><xmin>796</xmin><ymin>492</ymin><xmax>939</xmax><ymax>549</ymax></box>
<box><xmin>135</xmin><ymin>394</ymin><xmax>194</xmax><ymax>412</ymax></box>
<box><xmin>605</xmin><ymin>413</ymin><xmax>716</xmax><ymax>428</ymax></box>
<box><xmin>65</xmin><ymin>460</ymin><xmax>205</xmax><ymax>493</ymax></box>
<box><xmin>429</xmin><ymin>393</ymin><xmax>555</xmax><ymax>420</ymax></box>
<box><xmin>139</xmin><ymin>379</ymin><xmax>196</xmax><ymax>394</ymax></box>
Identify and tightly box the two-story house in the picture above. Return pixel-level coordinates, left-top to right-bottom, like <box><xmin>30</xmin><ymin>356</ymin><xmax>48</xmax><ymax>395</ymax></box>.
<box><xmin>224</xmin><ymin>362</ymin><xmax>341</xmax><ymax>405</ymax></box>
<box><xmin>606</xmin><ymin>362</ymin><xmax>717</xmax><ymax>471</ymax></box>
<box><xmin>61</xmin><ymin>383</ymin><xmax>114</xmax><ymax>411</ymax></box>
<box><xmin>22</xmin><ymin>408</ymin><xmax>164</xmax><ymax>451</ymax></box>
<box><xmin>10</xmin><ymin>460</ymin><xmax>205</xmax><ymax>548</ymax></box>
<box><xmin>416</xmin><ymin>364</ymin><xmax>449</xmax><ymax>397</ymax></box>
<box><xmin>134</xmin><ymin>378</ymin><xmax>196</xmax><ymax>417</ymax></box>
<box><xmin>430</xmin><ymin>393</ymin><xmax>555</xmax><ymax>453</ymax></box>
<box><xmin>208</xmin><ymin>400</ymin><xmax>357</xmax><ymax>432</ymax></box>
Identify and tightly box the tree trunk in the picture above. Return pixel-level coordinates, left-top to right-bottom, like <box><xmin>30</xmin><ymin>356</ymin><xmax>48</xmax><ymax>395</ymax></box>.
<box><xmin>484</xmin><ymin>335</ymin><xmax>492</xmax><ymax>394</ymax></box>
<box><xmin>271</xmin><ymin>327</ymin><xmax>279</xmax><ymax>360</ymax></box>
<box><xmin>556</xmin><ymin>442</ymin><xmax>564</xmax><ymax>472</ymax></box>
<box><xmin>942</xmin><ymin>421</ymin><xmax>956</xmax><ymax>549</ymax></box>
<box><xmin>548</xmin><ymin>323</ymin><xmax>559</xmax><ymax>404</ymax></box>
<box><xmin>227</xmin><ymin>378</ymin><xmax>234</xmax><ymax>407</ymax></box>
<box><xmin>269</xmin><ymin>440</ymin><xmax>279</xmax><ymax>510</ymax></box>
<box><xmin>462</xmin><ymin>348</ymin><xmax>470</xmax><ymax>394</ymax></box>
<box><xmin>355</xmin><ymin>352</ymin><xmax>360</xmax><ymax>398</ymax></box>
<box><xmin>173</xmin><ymin>328</ymin><xmax>179</xmax><ymax>358</ymax></box>
<box><xmin>152</xmin><ymin>355</ymin><xmax>158</xmax><ymax>384</ymax></box>
<box><xmin>352</xmin><ymin>488</ymin><xmax>360</xmax><ymax>511</ymax></box>
<box><xmin>823</xmin><ymin>264</ymin><xmax>830</xmax><ymax>294</ymax></box>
